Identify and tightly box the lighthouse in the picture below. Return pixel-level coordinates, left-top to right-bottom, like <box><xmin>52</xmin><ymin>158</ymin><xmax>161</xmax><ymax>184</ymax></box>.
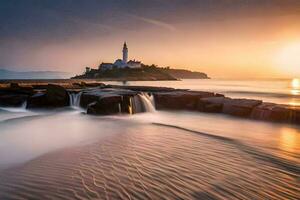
<box><xmin>111</xmin><ymin>42</ymin><xmax>141</xmax><ymax>69</ymax></box>
<box><xmin>122</xmin><ymin>42</ymin><xmax>128</xmax><ymax>63</ymax></box>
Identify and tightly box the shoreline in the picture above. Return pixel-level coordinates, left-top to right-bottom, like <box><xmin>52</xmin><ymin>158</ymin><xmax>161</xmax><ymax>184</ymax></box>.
<box><xmin>0</xmin><ymin>78</ymin><xmax>183</xmax><ymax>85</ymax></box>
<box><xmin>0</xmin><ymin>80</ymin><xmax>299</xmax><ymax>124</ymax></box>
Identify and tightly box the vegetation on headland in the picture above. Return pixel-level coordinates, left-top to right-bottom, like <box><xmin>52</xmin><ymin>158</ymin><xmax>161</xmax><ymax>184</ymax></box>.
<box><xmin>161</xmin><ymin>67</ymin><xmax>209</xmax><ymax>79</ymax></box>
<box><xmin>71</xmin><ymin>64</ymin><xmax>209</xmax><ymax>81</ymax></box>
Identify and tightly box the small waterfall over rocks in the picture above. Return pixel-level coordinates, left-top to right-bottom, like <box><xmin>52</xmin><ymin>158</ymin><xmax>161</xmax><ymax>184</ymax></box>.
<box><xmin>131</xmin><ymin>93</ymin><xmax>156</xmax><ymax>113</ymax></box>
<box><xmin>69</xmin><ymin>90</ymin><xmax>155</xmax><ymax>115</ymax></box>
<box><xmin>131</xmin><ymin>95</ymin><xmax>144</xmax><ymax>113</ymax></box>
<box><xmin>69</xmin><ymin>92</ymin><xmax>82</xmax><ymax>108</ymax></box>
<box><xmin>138</xmin><ymin>93</ymin><xmax>156</xmax><ymax>113</ymax></box>
<box><xmin>21</xmin><ymin>101</ymin><xmax>27</xmax><ymax>110</ymax></box>
<box><xmin>0</xmin><ymin>100</ymin><xmax>28</xmax><ymax>113</ymax></box>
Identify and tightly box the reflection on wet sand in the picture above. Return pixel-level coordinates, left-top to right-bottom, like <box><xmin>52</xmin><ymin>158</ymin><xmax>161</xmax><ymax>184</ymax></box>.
<box><xmin>0</xmin><ymin>124</ymin><xmax>299</xmax><ymax>199</ymax></box>
<box><xmin>0</xmin><ymin>109</ymin><xmax>299</xmax><ymax>199</ymax></box>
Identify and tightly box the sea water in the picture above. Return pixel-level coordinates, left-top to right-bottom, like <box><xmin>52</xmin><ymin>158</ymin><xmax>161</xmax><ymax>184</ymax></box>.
<box><xmin>104</xmin><ymin>78</ymin><xmax>300</xmax><ymax>106</ymax></box>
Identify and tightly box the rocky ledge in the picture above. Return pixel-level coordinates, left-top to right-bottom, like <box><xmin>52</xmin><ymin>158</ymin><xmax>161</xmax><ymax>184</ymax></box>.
<box><xmin>0</xmin><ymin>82</ymin><xmax>299</xmax><ymax>124</ymax></box>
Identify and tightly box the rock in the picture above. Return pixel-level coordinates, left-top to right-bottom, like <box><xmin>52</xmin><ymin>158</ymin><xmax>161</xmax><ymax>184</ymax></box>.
<box><xmin>198</xmin><ymin>97</ymin><xmax>262</xmax><ymax>116</ymax></box>
<box><xmin>0</xmin><ymin>83</ymin><xmax>34</xmax><ymax>95</ymax></box>
<box><xmin>0</xmin><ymin>83</ymin><xmax>34</xmax><ymax>107</ymax></box>
<box><xmin>290</xmin><ymin>107</ymin><xmax>300</xmax><ymax>124</ymax></box>
<box><xmin>0</xmin><ymin>94</ymin><xmax>28</xmax><ymax>107</ymax></box>
<box><xmin>81</xmin><ymin>88</ymin><xmax>142</xmax><ymax>115</ymax></box>
<box><xmin>27</xmin><ymin>84</ymin><xmax>69</xmax><ymax>108</ymax></box>
<box><xmin>80</xmin><ymin>88</ymin><xmax>137</xmax><ymax>108</ymax></box>
<box><xmin>251</xmin><ymin>103</ymin><xmax>297</xmax><ymax>122</ymax></box>
<box><xmin>154</xmin><ymin>91</ymin><xmax>216</xmax><ymax>110</ymax></box>
<box><xmin>215</xmin><ymin>93</ymin><xmax>225</xmax><ymax>97</ymax></box>
<box><xmin>222</xmin><ymin>98</ymin><xmax>262</xmax><ymax>117</ymax></box>
<box><xmin>197</xmin><ymin>97</ymin><xmax>226</xmax><ymax>113</ymax></box>
<box><xmin>46</xmin><ymin>84</ymin><xmax>69</xmax><ymax>105</ymax></box>
<box><xmin>80</xmin><ymin>92</ymin><xmax>100</xmax><ymax>108</ymax></box>
<box><xmin>71</xmin><ymin>82</ymin><xmax>105</xmax><ymax>89</ymax></box>
<box><xmin>106</xmin><ymin>85</ymin><xmax>178</xmax><ymax>92</ymax></box>
<box><xmin>10</xmin><ymin>83</ymin><xmax>20</xmax><ymax>89</ymax></box>
<box><xmin>26</xmin><ymin>93</ymin><xmax>47</xmax><ymax>108</ymax></box>
<box><xmin>83</xmin><ymin>88</ymin><xmax>158</xmax><ymax>115</ymax></box>
<box><xmin>31</xmin><ymin>84</ymin><xmax>48</xmax><ymax>90</ymax></box>
<box><xmin>85</xmin><ymin>82</ymin><xmax>105</xmax><ymax>88</ymax></box>
<box><xmin>87</xmin><ymin>95</ymin><xmax>123</xmax><ymax>115</ymax></box>
<box><xmin>120</xmin><ymin>95</ymin><xmax>132</xmax><ymax>114</ymax></box>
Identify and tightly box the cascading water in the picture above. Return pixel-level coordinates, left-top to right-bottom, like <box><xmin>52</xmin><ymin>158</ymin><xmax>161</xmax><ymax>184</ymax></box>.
<box><xmin>21</xmin><ymin>101</ymin><xmax>27</xmax><ymax>110</ymax></box>
<box><xmin>131</xmin><ymin>95</ymin><xmax>144</xmax><ymax>113</ymax></box>
<box><xmin>69</xmin><ymin>92</ymin><xmax>82</xmax><ymax>108</ymax></box>
<box><xmin>138</xmin><ymin>93</ymin><xmax>156</xmax><ymax>113</ymax></box>
<box><xmin>0</xmin><ymin>101</ymin><xmax>28</xmax><ymax>113</ymax></box>
<box><xmin>132</xmin><ymin>92</ymin><xmax>155</xmax><ymax>113</ymax></box>
<box><xmin>130</xmin><ymin>92</ymin><xmax>156</xmax><ymax>113</ymax></box>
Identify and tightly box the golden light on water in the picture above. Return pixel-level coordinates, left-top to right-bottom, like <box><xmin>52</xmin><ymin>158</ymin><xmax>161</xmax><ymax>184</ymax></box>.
<box><xmin>290</xmin><ymin>78</ymin><xmax>300</xmax><ymax>96</ymax></box>
<box><xmin>288</xmin><ymin>78</ymin><xmax>300</xmax><ymax>106</ymax></box>
<box><xmin>291</xmin><ymin>78</ymin><xmax>300</xmax><ymax>89</ymax></box>
<box><xmin>279</xmin><ymin>127</ymin><xmax>300</xmax><ymax>155</ymax></box>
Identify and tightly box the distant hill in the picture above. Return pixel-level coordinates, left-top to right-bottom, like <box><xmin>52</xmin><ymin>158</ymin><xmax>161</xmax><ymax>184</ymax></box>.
<box><xmin>0</xmin><ymin>69</ymin><xmax>70</xmax><ymax>79</ymax></box>
<box><xmin>161</xmin><ymin>68</ymin><xmax>209</xmax><ymax>79</ymax></box>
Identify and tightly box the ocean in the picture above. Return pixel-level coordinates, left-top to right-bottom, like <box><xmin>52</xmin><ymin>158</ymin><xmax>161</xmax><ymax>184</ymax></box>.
<box><xmin>0</xmin><ymin>79</ymin><xmax>299</xmax><ymax>199</ymax></box>
<box><xmin>104</xmin><ymin>78</ymin><xmax>300</xmax><ymax>106</ymax></box>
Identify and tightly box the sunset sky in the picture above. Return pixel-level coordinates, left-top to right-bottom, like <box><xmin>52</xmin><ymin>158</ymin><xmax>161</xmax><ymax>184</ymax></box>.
<box><xmin>0</xmin><ymin>0</ymin><xmax>300</xmax><ymax>78</ymax></box>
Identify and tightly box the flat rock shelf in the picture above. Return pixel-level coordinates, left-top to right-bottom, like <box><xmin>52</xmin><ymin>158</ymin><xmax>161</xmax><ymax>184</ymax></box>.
<box><xmin>0</xmin><ymin>81</ymin><xmax>299</xmax><ymax>124</ymax></box>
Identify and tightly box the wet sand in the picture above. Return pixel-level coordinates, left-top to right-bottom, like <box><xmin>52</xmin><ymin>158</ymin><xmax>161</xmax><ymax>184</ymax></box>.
<box><xmin>0</xmin><ymin>123</ymin><xmax>299</xmax><ymax>199</ymax></box>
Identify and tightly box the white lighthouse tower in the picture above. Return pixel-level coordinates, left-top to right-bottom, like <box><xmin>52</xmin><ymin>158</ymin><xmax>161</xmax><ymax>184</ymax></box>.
<box><xmin>112</xmin><ymin>42</ymin><xmax>141</xmax><ymax>68</ymax></box>
<box><xmin>122</xmin><ymin>42</ymin><xmax>128</xmax><ymax>63</ymax></box>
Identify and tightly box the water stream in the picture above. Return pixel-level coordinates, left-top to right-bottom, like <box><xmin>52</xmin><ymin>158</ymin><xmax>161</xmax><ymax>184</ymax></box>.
<box><xmin>68</xmin><ymin>92</ymin><xmax>82</xmax><ymax>108</ymax></box>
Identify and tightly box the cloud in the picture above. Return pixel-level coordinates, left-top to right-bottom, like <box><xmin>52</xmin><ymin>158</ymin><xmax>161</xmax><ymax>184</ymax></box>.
<box><xmin>128</xmin><ymin>14</ymin><xmax>176</xmax><ymax>32</ymax></box>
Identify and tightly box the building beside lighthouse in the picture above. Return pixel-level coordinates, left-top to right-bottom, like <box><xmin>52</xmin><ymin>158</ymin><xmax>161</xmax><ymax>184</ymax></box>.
<box><xmin>99</xmin><ymin>42</ymin><xmax>141</xmax><ymax>70</ymax></box>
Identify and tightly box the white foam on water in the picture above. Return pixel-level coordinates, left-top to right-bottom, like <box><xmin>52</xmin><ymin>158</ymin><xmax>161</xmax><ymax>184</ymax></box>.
<box><xmin>138</xmin><ymin>93</ymin><xmax>156</xmax><ymax>113</ymax></box>
<box><xmin>0</xmin><ymin>101</ymin><xmax>28</xmax><ymax>113</ymax></box>
<box><xmin>69</xmin><ymin>92</ymin><xmax>83</xmax><ymax>110</ymax></box>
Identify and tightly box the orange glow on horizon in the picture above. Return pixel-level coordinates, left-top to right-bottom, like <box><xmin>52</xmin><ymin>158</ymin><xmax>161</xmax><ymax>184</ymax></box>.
<box><xmin>4</xmin><ymin>11</ymin><xmax>300</xmax><ymax>79</ymax></box>
<box><xmin>275</xmin><ymin>41</ymin><xmax>300</xmax><ymax>77</ymax></box>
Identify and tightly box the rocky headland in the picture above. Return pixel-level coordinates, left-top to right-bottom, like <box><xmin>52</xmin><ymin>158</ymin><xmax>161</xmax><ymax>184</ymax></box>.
<box><xmin>0</xmin><ymin>81</ymin><xmax>299</xmax><ymax>124</ymax></box>
<box><xmin>72</xmin><ymin>65</ymin><xmax>209</xmax><ymax>81</ymax></box>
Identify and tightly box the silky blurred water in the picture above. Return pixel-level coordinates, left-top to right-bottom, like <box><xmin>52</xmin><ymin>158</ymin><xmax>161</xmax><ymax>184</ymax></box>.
<box><xmin>0</xmin><ymin>108</ymin><xmax>299</xmax><ymax>199</ymax></box>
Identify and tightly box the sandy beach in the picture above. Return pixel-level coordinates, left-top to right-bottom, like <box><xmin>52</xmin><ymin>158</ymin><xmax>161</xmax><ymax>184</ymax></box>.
<box><xmin>0</xmin><ymin>110</ymin><xmax>299</xmax><ymax>199</ymax></box>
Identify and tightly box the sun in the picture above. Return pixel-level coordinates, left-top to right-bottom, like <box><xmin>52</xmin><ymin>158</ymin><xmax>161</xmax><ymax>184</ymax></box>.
<box><xmin>275</xmin><ymin>42</ymin><xmax>300</xmax><ymax>76</ymax></box>
<box><xmin>291</xmin><ymin>78</ymin><xmax>300</xmax><ymax>89</ymax></box>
